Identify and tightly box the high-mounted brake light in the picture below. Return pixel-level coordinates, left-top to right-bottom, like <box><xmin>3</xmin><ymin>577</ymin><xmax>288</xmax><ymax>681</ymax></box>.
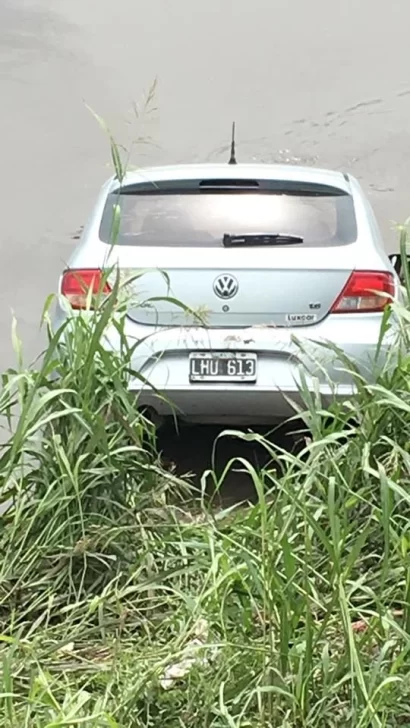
<box><xmin>60</xmin><ymin>269</ymin><xmax>111</xmax><ymax>310</ymax></box>
<box><xmin>331</xmin><ymin>271</ymin><xmax>395</xmax><ymax>313</ymax></box>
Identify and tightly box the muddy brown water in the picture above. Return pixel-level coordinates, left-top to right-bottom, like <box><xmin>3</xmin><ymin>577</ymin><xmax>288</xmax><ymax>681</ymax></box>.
<box><xmin>1</xmin><ymin>0</ymin><xmax>409</xmax><ymax>497</ymax></box>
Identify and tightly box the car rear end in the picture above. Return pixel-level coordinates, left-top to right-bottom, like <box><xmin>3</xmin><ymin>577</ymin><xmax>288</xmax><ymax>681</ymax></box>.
<box><xmin>54</xmin><ymin>164</ymin><xmax>399</xmax><ymax>425</ymax></box>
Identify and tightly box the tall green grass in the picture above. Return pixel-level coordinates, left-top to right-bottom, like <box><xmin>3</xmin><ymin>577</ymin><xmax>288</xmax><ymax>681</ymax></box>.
<box><xmin>1</xmin><ymin>245</ymin><xmax>410</xmax><ymax>726</ymax></box>
<box><xmin>2</xmin><ymin>101</ymin><xmax>410</xmax><ymax>724</ymax></box>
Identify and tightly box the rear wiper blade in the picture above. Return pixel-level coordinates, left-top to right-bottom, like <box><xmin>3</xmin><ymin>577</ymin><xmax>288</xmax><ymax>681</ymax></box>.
<box><xmin>222</xmin><ymin>233</ymin><xmax>304</xmax><ymax>247</ymax></box>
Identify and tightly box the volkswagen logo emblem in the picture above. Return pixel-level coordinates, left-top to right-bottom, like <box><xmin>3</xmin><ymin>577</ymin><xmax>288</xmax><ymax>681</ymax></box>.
<box><xmin>213</xmin><ymin>274</ymin><xmax>239</xmax><ymax>299</ymax></box>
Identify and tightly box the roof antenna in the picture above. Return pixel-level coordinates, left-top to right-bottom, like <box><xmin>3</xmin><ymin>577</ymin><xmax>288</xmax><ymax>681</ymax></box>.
<box><xmin>228</xmin><ymin>121</ymin><xmax>237</xmax><ymax>165</ymax></box>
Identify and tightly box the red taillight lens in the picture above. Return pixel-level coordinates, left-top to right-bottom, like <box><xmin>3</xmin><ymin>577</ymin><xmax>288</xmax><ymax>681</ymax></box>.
<box><xmin>60</xmin><ymin>269</ymin><xmax>111</xmax><ymax>310</ymax></box>
<box><xmin>331</xmin><ymin>271</ymin><xmax>395</xmax><ymax>313</ymax></box>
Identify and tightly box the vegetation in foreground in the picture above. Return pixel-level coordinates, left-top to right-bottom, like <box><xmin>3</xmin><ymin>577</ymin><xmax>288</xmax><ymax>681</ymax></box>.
<box><xmin>0</xmin><ymin>238</ymin><xmax>409</xmax><ymax>728</ymax></box>
<box><xmin>2</xmin><ymin>76</ymin><xmax>410</xmax><ymax>720</ymax></box>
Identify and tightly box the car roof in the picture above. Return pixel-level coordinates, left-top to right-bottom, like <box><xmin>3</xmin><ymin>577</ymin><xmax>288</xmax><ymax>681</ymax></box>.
<box><xmin>109</xmin><ymin>163</ymin><xmax>351</xmax><ymax>194</ymax></box>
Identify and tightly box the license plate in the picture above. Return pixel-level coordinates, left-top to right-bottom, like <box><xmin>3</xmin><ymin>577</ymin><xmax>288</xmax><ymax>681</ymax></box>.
<box><xmin>189</xmin><ymin>352</ymin><xmax>257</xmax><ymax>382</ymax></box>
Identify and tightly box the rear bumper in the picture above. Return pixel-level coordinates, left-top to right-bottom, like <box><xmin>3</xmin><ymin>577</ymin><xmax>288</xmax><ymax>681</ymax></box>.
<box><xmin>125</xmin><ymin>316</ymin><xmax>394</xmax><ymax>424</ymax></box>
<box><xmin>53</xmin><ymin>304</ymin><xmax>397</xmax><ymax>425</ymax></box>
<box><xmin>130</xmin><ymin>343</ymin><xmax>359</xmax><ymax>423</ymax></box>
<box><xmin>132</xmin><ymin>382</ymin><xmax>357</xmax><ymax>424</ymax></box>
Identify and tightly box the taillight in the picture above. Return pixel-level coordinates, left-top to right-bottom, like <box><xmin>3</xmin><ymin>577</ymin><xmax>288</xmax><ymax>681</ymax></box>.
<box><xmin>331</xmin><ymin>271</ymin><xmax>395</xmax><ymax>313</ymax></box>
<box><xmin>60</xmin><ymin>269</ymin><xmax>111</xmax><ymax>309</ymax></box>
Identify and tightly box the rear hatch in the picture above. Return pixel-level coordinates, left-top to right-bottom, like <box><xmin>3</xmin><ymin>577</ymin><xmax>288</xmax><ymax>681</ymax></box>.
<box><xmin>99</xmin><ymin>177</ymin><xmax>358</xmax><ymax>328</ymax></box>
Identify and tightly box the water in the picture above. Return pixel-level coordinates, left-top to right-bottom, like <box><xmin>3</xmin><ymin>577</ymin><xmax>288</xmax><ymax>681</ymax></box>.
<box><xmin>1</xmin><ymin>0</ymin><xmax>409</xmax><ymax>367</ymax></box>
<box><xmin>1</xmin><ymin>0</ymin><xmax>409</xmax><ymax>495</ymax></box>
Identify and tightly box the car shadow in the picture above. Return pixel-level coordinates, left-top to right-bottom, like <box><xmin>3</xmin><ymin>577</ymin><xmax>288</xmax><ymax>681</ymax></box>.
<box><xmin>157</xmin><ymin>421</ymin><xmax>304</xmax><ymax>506</ymax></box>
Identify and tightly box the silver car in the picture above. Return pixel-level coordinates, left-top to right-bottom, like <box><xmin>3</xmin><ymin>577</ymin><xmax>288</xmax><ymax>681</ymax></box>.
<box><xmin>54</xmin><ymin>163</ymin><xmax>400</xmax><ymax>426</ymax></box>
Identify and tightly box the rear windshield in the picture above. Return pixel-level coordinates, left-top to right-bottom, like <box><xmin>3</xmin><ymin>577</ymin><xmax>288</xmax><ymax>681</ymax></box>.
<box><xmin>99</xmin><ymin>190</ymin><xmax>357</xmax><ymax>247</ymax></box>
